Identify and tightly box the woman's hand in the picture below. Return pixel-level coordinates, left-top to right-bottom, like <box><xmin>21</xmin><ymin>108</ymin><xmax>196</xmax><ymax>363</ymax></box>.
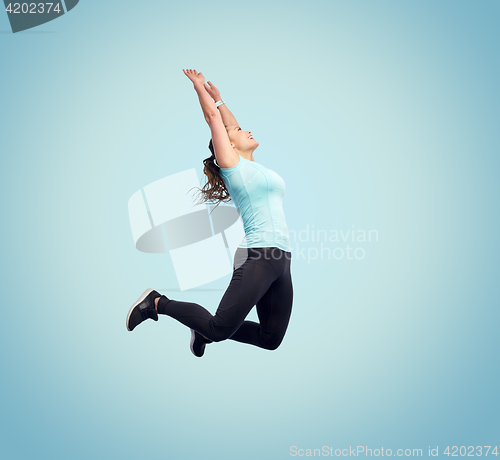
<box><xmin>183</xmin><ymin>68</ymin><xmax>205</xmax><ymax>87</ymax></box>
<box><xmin>204</xmin><ymin>81</ymin><xmax>221</xmax><ymax>101</ymax></box>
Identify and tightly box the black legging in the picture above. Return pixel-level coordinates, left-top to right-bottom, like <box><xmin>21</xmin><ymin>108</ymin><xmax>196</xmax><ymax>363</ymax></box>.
<box><xmin>157</xmin><ymin>247</ymin><xmax>293</xmax><ymax>350</ymax></box>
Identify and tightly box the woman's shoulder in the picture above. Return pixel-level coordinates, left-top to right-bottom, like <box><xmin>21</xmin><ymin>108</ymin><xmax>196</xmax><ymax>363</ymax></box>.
<box><xmin>219</xmin><ymin>155</ymin><xmax>245</xmax><ymax>175</ymax></box>
<box><xmin>220</xmin><ymin>155</ymin><xmax>265</xmax><ymax>176</ymax></box>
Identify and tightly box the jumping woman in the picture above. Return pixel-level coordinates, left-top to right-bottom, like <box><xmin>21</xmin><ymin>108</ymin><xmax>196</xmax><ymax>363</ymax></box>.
<box><xmin>125</xmin><ymin>69</ymin><xmax>294</xmax><ymax>357</ymax></box>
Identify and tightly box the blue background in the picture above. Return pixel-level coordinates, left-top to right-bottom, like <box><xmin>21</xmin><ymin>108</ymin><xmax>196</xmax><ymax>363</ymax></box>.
<box><xmin>0</xmin><ymin>1</ymin><xmax>498</xmax><ymax>459</ymax></box>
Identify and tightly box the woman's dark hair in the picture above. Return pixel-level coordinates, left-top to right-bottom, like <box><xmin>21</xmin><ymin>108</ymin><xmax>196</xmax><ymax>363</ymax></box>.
<box><xmin>192</xmin><ymin>139</ymin><xmax>231</xmax><ymax>209</ymax></box>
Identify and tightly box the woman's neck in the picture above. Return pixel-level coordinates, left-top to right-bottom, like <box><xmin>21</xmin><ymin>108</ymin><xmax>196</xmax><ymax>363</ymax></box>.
<box><xmin>235</xmin><ymin>149</ymin><xmax>255</xmax><ymax>162</ymax></box>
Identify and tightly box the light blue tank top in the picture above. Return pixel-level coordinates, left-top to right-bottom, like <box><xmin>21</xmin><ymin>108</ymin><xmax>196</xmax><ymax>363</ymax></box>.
<box><xmin>219</xmin><ymin>155</ymin><xmax>292</xmax><ymax>252</ymax></box>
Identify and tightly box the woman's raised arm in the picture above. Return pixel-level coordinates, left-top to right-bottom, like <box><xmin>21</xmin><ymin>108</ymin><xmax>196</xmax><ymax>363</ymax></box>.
<box><xmin>183</xmin><ymin>69</ymin><xmax>217</xmax><ymax>123</ymax></box>
<box><xmin>204</xmin><ymin>81</ymin><xmax>239</xmax><ymax>128</ymax></box>
<box><xmin>183</xmin><ymin>69</ymin><xmax>239</xmax><ymax>169</ymax></box>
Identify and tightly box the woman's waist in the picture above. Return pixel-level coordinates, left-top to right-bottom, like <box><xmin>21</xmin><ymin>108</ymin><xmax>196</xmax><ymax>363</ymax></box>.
<box><xmin>234</xmin><ymin>246</ymin><xmax>292</xmax><ymax>265</ymax></box>
<box><xmin>242</xmin><ymin>224</ymin><xmax>290</xmax><ymax>241</ymax></box>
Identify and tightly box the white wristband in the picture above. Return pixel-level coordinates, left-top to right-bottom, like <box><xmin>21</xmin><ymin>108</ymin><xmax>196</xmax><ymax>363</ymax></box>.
<box><xmin>215</xmin><ymin>100</ymin><xmax>225</xmax><ymax>108</ymax></box>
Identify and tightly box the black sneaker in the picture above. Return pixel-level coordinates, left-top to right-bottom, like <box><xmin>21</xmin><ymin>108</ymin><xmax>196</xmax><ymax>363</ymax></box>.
<box><xmin>190</xmin><ymin>329</ymin><xmax>213</xmax><ymax>357</ymax></box>
<box><xmin>126</xmin><ymin>289</ymin><xmax>161</xmax><ymax>331</ymax></box>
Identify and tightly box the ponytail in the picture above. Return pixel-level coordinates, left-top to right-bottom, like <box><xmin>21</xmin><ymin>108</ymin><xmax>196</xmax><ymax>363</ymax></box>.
<box><xmin>192</xmin><ymin>139</ymin><xmax>231</xmax><ymax>208</ymax></box>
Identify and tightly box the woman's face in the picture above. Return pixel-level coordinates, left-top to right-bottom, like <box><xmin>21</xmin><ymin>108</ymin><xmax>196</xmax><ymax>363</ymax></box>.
<box><xmin>226</xmin><ymin>125</ymin><xmax>259</xmax><ymax>150</ymax></box>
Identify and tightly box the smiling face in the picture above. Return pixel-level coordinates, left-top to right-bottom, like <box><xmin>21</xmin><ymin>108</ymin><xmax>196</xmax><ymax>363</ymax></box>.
<box><xmin>226</xmin><ymin>125</ymin><xmax>259</xmax><ymax>151</ymax></box>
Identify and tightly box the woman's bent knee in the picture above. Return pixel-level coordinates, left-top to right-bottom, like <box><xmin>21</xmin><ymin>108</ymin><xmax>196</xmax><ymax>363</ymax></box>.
<box><xmin>208</xmin><ymin>328</ymin><xmax>234</xmax><ymax>343</ymax></box>
<box><xmin>261</xmin><ymin>335</ymin><xmax>284</xmax><ymax>350</ymax></box>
